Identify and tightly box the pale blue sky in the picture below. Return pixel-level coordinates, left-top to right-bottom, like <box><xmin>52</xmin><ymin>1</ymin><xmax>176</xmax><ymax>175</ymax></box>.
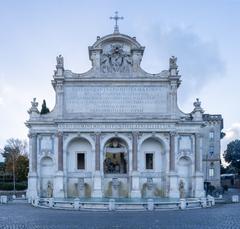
<box><xmin>0</xmin><ymin>0</ymin><xmax>240</xmax><ymax>160</ymax></box>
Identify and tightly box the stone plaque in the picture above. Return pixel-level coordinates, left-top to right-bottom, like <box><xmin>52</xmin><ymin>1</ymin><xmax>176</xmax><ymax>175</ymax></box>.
<box><xmin>39</xmin><ymin>136</ymin><xmax>54</xmax><ymax>154</ymax></box>
<box><xmin>64</xmin><ymin>86</ymin><xmax>167</xmax><ymax>114</ymax></box>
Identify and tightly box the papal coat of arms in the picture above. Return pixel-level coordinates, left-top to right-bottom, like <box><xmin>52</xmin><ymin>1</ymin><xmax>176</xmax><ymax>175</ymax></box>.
<box><xmin>100</xmin><ymin>43</ymin><xmax>132</xmax><ymax>73</ymax></box>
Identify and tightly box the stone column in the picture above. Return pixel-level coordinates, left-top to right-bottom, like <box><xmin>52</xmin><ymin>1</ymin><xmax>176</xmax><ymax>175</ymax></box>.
<box><xmin>169</xmin><ymin>132</ymin><xmax>176</xmax><ymax>172</ymax></box>
<box><xmin>31</xmin><ymin>133</ymin><xmax>38</xmax><ymax>173</ymax></box>
<box><xmin>195</xmin><ymin>133</ymin><xmax>201</xmax><ymax>173</ymax></box>
<box><xmin>131</xmin><ymin>132</ymin><xmax>141</xmax><ymax>198</ymax></box>
<box><xmin>56</xmin><ymin>82</ymin><xmax>64</xmax><ymax>118</ymax></box>
<box><xmin>95</xmin><ymin>132</ymin><xmax>101</xmax><ymax>171</ymax></box>
<box><xmin>169</xmin><ymin>132</ymin><xmax>179</xmax><ymax>198</ymax></box>
<box><xmin>53</xmin><ymin>131</ymin><xmax>64</xmax><ymax>198</ymax></box>
<box><xmin>194</xmin><ymin>133</ymin><xmax>204</xmax><ymax>198</ymax></box>
<box><xmin>132</xmin><ymin>132</ymin><xmax>138</xmax><ymax>171</ymax></box>
<box><xmin>93</xmin><ymin>132</ymin><xmax>102</xmax><ymax>198</ymax></box>
<box><xmin>27</xmin><ymin>133</ymin><xmax>38</xmax><ymax>199</ymax></box>
<box><xmin>57</xmin><ymin>132</ymin><xmax>63</xmax><ymax>171</ymax></box>
<box><xmin>170</xmin><ymin>82</ymin><xmax>178</xmax><ymax>118</ymax></box>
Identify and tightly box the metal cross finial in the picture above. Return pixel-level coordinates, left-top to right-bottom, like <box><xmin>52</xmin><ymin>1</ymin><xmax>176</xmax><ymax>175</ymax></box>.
<box><xmin>110</xmin><ymin>11</ymin><xmax>124</xmax><ymax>33</ymax></box>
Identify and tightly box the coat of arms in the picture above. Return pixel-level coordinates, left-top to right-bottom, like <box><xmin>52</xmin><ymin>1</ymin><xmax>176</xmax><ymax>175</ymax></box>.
<box><xmin>100</xmin><ymin>44</ymin><xmax>132</xmax><ymax>73</ymax></box>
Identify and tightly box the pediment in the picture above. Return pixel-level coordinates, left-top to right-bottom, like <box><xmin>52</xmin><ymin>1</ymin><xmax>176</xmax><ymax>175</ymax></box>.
<box><xmin>88</xmin><ymin>33</ymin><xmax>145</xmax><ymax>76</ymax></box>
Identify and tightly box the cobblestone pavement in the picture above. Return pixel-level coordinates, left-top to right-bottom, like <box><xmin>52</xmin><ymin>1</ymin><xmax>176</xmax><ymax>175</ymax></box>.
<box><xmin>0</xmin><ymin>203</ymin><xmax>240</xmax><ymax>229</ymax></box>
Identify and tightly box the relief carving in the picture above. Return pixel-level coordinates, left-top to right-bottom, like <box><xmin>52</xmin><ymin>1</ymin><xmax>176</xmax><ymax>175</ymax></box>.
<box><xmin>39</xmin><ymin>135</ymin><xmax>54</xmax><ymax>155</ymax></box>
<box><xmin>177</xmin><ymin>135</ymin><xmax>193</xmax><ymax>159</ymax></box>
<box><xmin>100</xmin><ymin>43</ymin><xmax>132</xmax><ymax>73</ymax></box>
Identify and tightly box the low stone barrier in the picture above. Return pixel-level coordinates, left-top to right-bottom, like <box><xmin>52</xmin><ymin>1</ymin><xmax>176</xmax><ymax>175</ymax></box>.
<box><xmin>232</xmin><ymin>195</ymin><xmax>239</xmax><ymax>203</ymax></box>
<box><xmin>147</xmin><ymin>199</ymin><xmax>154</xmax><ymax>211</ymax></box>
<box><xmin>0</xmin><ymin>195</ymin><xmax>8</xmax><ymax>204</ymax></box>
<box><xmin>0</xmin><ymin>190</ymin><xmax>26</xmax><ymax>198</ymax></box>
<box><xmin>33</xmin><ymin>197</ymin><xmax>39</xmax><ymax>206</ymax></box>
<box><xmin>48</xmin><ymin>198</ymin><xmax>54</xmax><ymax>208</ymax></box>
<box><xmin>74</xmin><ymin>198</ymin><xmax>80</xmax><ymax>210</ymax></box>
<box><xmin>179</xmin><ymin>199</ymin><xmax>186</xmax><ymax>210</ymax></box>
<box><xmin>200</xmin><ymin>198</ymin><xmax>207</xmax><ymax>208</ymax></box>
<box><xmin>207</xmin><ymin>195</ymin><xmax>215</xmax><ymax>206</ymax></box>
<box><xmin>109</xmin><ymin>199</ymin><xmax>115</xmax><ymax>211</ymax></box>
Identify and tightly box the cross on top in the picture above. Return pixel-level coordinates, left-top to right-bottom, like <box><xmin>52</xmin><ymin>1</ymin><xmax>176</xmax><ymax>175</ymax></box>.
<box><xmin>110</xmin><ymin>11</ymin><xmax>124</xmax><ymax>33</ymax></box>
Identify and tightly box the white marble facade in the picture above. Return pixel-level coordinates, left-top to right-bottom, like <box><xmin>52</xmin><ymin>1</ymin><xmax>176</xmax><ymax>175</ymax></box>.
<box><xmin>26</xmin><ymin>29</ymin><xmax>223</xmax><ymax>200</ymax></box>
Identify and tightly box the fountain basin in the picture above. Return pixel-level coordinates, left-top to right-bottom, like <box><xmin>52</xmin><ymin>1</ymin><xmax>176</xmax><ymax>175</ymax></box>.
<box><xmin>31</xmin><ymin>196</ymin><xmax>215</xmax><ymax>211</ymax></box>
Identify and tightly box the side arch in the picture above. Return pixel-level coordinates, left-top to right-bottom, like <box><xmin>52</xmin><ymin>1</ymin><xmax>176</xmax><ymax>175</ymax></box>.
<box><xmin>40</xmin><ymin>156</ymin><xmax>54</xmax><ymax>197</ymax></box>
<box><xmin>177</xmin><ymin>156</ymin><xmax>193</xmax><ymax>198</ymax></box>
<box><xmin>138</xmin><ymin>133</ymin><xmax>169</xmax><ymax>153</ymax></box>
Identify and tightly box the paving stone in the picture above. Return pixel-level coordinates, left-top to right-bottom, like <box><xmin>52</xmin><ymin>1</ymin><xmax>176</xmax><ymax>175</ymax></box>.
<box><xmin>0</xmin><ymin>203</ymin><xmax>240</xmax><ymax>228</ymax></box>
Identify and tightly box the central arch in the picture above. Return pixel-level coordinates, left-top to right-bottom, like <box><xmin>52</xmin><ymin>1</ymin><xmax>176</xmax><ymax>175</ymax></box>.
<box><xmin>103</xmin><ymin>137</ymin><xmax>128</xmax><ymax>175</ymax></box>
<box><xmin>102</xmin><ymin>136</ymin><xmax>130</xmax><ymax>198</ymax></box>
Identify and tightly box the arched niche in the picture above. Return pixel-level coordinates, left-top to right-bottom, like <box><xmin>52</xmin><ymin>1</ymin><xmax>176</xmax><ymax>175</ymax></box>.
<box><xmin>66</xmin><ymin>137</ymin><xmax>93</xmax><ymax>172</ymax></box>
<box><xmin>139</xmin><ymin>137</ymin><xmax>166</xmax><ymax>172</ymax></box>
<box><xmin>40</xmin><ymin>156</ymin><xmax>54</xmax><ymax>197</ymax></box>
<box><xmin>177</xmin><ymin>156</ymin><xmax>192</xmax><ymax>198</ymax></box>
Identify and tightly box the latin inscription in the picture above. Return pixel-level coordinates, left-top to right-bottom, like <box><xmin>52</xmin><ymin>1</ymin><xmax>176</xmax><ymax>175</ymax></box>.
<box><xmin>58</xmin><ymin>123</ymin><xmax>174</xmax><ymax>131</ymax></box>
<box><xmin>64</xmin><ymin>86</ymin><xmax>167</xmax><ymax>114</ymax></box>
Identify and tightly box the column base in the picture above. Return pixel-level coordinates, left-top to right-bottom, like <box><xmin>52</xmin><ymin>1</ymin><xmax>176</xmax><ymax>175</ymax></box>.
<box><xmin>131</xmin><ymin>171</ymin><xmax>141</xmax><ymax>198</ymax></box>
<box><xmin>53</xmin><ymin>171</ymin><xmax>64</xmax><ymax>198</ymax></box>
<box><xmin>194</xmin><ymin>172</ymin><xmax>204</xmax><ymax>198</ymax></box>
<box><xmin>169</xmin><ymin>172</ymin><xmax>179</xmax><ymax>198</ymax></box>
<box><xmin>27</xmin><ymin>172</ymin><xmax>38</xmax><ymax>199</ymax></box>
<box><xmin>92</xmin><ymin>171</ymin><xmax>102</xmax><ymax>198</ymax></box>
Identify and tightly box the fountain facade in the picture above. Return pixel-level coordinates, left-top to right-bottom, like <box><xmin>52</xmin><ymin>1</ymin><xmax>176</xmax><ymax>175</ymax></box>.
<box><xmin>26</xmin><ymin>14</ymin><xmax>223</xmax><ymax>205</ymax></box>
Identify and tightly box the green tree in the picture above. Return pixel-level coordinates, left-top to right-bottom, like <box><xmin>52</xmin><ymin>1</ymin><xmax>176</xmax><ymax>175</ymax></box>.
<box><xmin>224</xmin><ymin>139</ymin><xmax>240</xmax><ymax>174</ymax></box>
<box><xmin>0</xmin><ymin>162</ymin><xmax>5</xmax><ymax>172</ymax></box>
<box><xmin>15</xmin><ymin>155</ymin><xmax>29</xmax><ymax>181</ymax></box>
<box><xmin>40</xmin><ymin>99</ymin><xmax>50</xmax><ymax>114</ymax></box>
<box><xmin>0</xmin><ymin>139</ymin><xmax>28</xmax><ymax>189</ymax></box>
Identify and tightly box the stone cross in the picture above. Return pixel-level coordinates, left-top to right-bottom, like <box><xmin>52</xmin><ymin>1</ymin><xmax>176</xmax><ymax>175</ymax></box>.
<box><xmin>110</xmin><ymin>11</ymin><xmax>124</xmax><ymax>33</ymax></box>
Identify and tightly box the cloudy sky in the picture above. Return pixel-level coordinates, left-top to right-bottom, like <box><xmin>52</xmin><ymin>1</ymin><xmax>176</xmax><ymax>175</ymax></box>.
<box><xmin>0</xmin><ymin>0</ymin><xmax>240</xmax><ymax>161</ymax></box>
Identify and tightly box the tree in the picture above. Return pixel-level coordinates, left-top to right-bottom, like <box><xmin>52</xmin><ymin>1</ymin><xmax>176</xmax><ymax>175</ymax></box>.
<box><xmin>224</xmin><ymin>139</ymin><xmax>240</xmax><ymax>174</ymax></box>
<box><xmin>15</xmin><ymin>155</ymin><xmax>29</xmax><ymax>182</ymax></box>
<box><xmin>40</xmin><ymin>99</ymin><xmax>50</xmax><ymax>114</ymax></box>
<box><xmin>0</xmin><ymin>162</ymin><xmax>5</xmax><ymax>172</ymax></box>
<box><xmin>0</xmin><ymin>139</ymin><xmax>28</xmax><ymax>190</ymax></box>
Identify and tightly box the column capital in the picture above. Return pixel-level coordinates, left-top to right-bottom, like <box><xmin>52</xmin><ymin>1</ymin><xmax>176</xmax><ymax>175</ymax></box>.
<box><xmin>169</xmin><ymin>131</ymin><xmax>177</xmax><ymax>137</ymax></box>
<box><xmin>94</xmin><ymin>132</ymin><xmax>101</xmax><ymax>136</ymax></box>
<box><xmin>132</xmin><ymin>131</ymin><xmax>139</xmax><ymax>136</ymax></box>
<box><xmin>28</xmin><ymin>132</ymin><xmax>37</xmax><ymax>138</ymax></box>
<box><xmin>195</xmin><ymin>133</ymin><xmax>203</xmax><ymax>138</ymax></box>
<box><xmin>55</xmin><ymin>131</ymin><xmax>63</xmax><ymax>137</ymax></box>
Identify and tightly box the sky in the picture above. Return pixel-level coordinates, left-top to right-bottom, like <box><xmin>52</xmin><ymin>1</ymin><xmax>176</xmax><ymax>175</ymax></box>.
<box><xmin>0</xmin><ymin>0</ymin><xmax>240</xmax><ymax>161</ymax></box>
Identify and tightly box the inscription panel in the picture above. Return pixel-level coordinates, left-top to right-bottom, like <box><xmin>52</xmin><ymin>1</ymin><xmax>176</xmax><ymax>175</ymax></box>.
<box><xmin>64</xmin><ymin>86</ymin><xmax>168</xmax><ymax>114</ymax></box>
<box><xmin>58</xmin><ymin>123</ymin><xmax>175</xmax><ymax>132</ymax></box>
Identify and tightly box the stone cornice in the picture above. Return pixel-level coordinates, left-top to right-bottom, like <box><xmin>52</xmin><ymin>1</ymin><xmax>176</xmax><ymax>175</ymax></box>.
<box><xmin>62</xmin><ymin>77</ymin><xmax>171</xmax><ymax>83</ymax></box>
